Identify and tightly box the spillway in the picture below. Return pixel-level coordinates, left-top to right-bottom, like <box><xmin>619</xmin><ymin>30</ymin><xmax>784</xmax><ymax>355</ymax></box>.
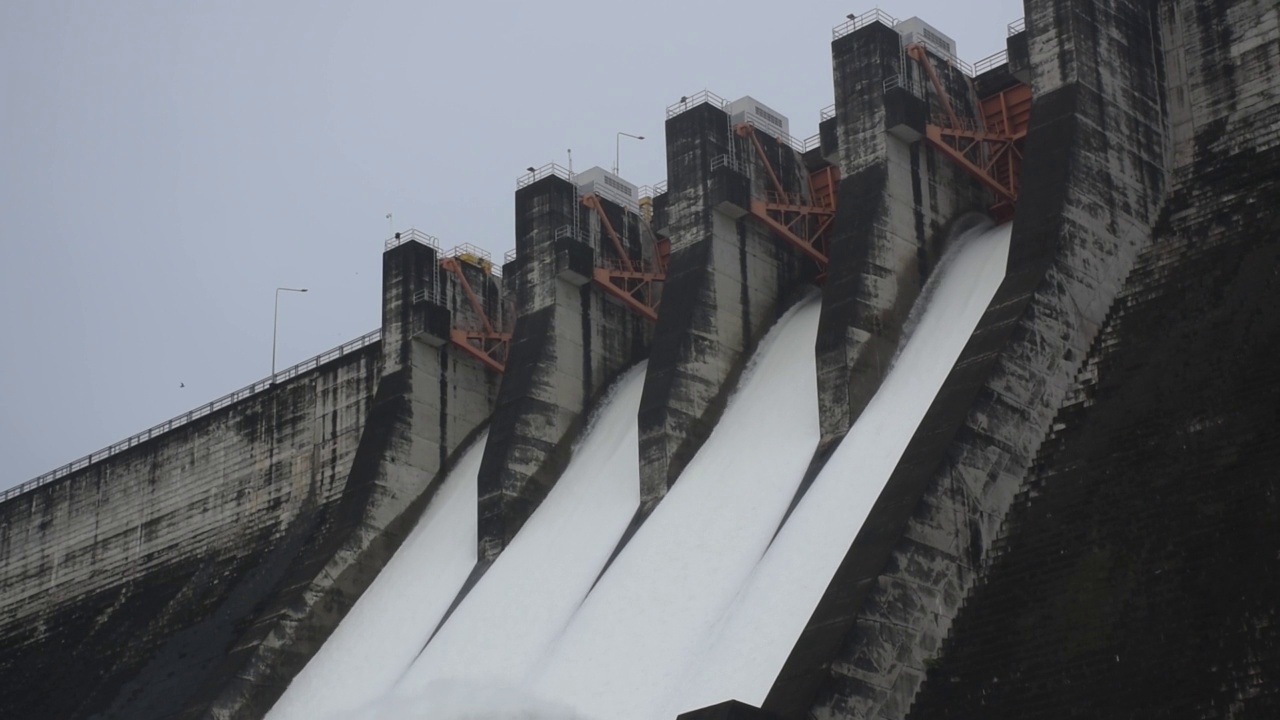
<box><xmin>673</xmin><ymin>222</ymin><xmax>1012</xmax><ymax>714</ymax></box>
<box><xmin>397</xmin><ymin>363</ymin><xmax>647</xmax><ymax>693</ymax></box>
<box><xmin>270</xmin><ymin>223</ymin><xmax>1010</xmax><ymax>720</ymax></box>
<box><xmin>264</xmin><ymin>435</ymin><xmax>485</xmax><ymax>720</ymax></box>
<box><xmin>528</xmin><ymin>295</ymin><xmax>823</xmax><ymax>720</ymax></box>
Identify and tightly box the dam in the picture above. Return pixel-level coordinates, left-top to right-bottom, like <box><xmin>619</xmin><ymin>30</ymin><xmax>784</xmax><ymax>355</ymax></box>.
<box><xmin>2</xmin><ymin>1</ymin><xmax>1278</xmax><ymax>718</ymax></box>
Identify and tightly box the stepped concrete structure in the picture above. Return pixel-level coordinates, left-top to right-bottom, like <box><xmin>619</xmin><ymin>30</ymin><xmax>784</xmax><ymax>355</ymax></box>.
<box><xmin>1</xmin><ymin>1</ymin><xmax>1276</xmax><ymax>718</ymax></box>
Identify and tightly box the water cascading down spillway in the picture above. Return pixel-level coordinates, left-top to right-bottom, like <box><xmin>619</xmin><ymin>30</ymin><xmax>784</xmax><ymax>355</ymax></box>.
<box><xmin>265</xmin><ymin>221</ymin><xmax>1011</xmax><ymax>720</ymax></box>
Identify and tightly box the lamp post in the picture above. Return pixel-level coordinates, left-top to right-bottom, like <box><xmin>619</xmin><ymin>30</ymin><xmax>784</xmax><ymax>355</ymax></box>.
<box><xmin>615</xmin><ymin>132</ymin><xmax>644</xmax><ymax>175</ymax></box>
<box><xmin>272</xmin><ymin>287</ymin><xmax>308</xmax><ymax>378</ymax></box>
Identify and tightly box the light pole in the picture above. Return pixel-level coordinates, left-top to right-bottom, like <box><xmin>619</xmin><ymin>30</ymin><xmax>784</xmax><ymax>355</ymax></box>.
<box><xmin>273</xmin><ymin>287</ymin><xmax>308</xmax><ymax>378</ymax></box>
<box><xmin>615</xmin><ymin>132</ymin><xmax>644</xmax><ymax>175</ymax></box>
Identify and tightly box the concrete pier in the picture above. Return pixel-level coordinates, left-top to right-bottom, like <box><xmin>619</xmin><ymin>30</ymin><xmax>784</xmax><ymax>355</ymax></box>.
<box><xmin>816</xmin><ymin>18</ymin><xmax>989</xmax><ymax>448</ymax></box>
<box><xmin>766</xmin><ymin>2</ymin><xmax>1173</xmax><ymax>717</ymax></box>
<box><xmin>638</xmin><ymin>95</ymin><xmax>813</xmax><ymax>509</ymax></box>
<box><xmin>477</xmin><ymin>168</ymin><xmax>650</xmax><ymax>561</ymax></box>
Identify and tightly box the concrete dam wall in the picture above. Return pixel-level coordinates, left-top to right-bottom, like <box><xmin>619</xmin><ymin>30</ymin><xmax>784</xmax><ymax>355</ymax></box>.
<box><xmin>0</xmin><ymin>339</ymin><xmax>382</xmax><ymax>718</ymax></box>
<box><xmin>2</xmin><ymin>0</ymin><xmax>1277</xmax><ymax>718</ymax></box>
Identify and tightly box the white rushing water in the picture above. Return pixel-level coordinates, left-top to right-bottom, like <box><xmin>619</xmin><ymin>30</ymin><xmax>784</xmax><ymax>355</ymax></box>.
<box><xmin>527</xmin><ymin>295</ymin><xmax>823</xmax><ymax>720</ymax></box>
<box><xmin>396</xmin><ymin>363</ymin><xmax>647</xmax><ymax>694</ymax></box>
<box><xmin>672</xmin><ymin>221</ymin><xmax>1011</xmax><ymax>714</ymax></box>
<box><xmin>266</xmin><ymin>434</ymin><xmax>486</xmax><ymax>720</ymax></box>
<box><xmin>270</xmin><ymin>222</ymin><xmax>1011</xmax><ymax>720</ymax></box>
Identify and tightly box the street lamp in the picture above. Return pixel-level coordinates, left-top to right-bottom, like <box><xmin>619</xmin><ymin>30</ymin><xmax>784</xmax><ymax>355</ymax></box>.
<box><xmin>615</xmin><ymin>132</ymin><xmax>644</xmax><ymax>175</ymax></box>
<box><xmin>273</xmin><ymin>287</ymin><xmax>308</xmax><ymax>377</ymax></box>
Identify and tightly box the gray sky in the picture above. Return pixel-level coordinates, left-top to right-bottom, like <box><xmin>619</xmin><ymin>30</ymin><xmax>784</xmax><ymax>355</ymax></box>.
<box><xmin>0</xmin><ymin>0</ymin><xmax>1024</xmax><ymax>492</ymax></box>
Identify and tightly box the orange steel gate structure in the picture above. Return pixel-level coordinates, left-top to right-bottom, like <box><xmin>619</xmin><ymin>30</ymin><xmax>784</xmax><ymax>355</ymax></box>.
<box><xmin>582</xmin><ymin>193</ymin><xmax>669</xmax><ymax>322</ymax></box>
<box><xmin>735</xmin><ymin>123</ymin><xmax>840</xmax><ymax>279</ymax></box>
<box><xmin>439</xmin><ymin>253</ymin><xmax>511</xmax><ymax>373</ymax></box>
<box><xmin>906</xmin><ymin>43</ymin><xmax>1032</xmax><ymax>220</ymax></box>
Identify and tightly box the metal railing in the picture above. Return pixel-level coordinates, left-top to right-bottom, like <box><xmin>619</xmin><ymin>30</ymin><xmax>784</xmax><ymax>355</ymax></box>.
<box><xmin>884</xmin><ymin>74</ymin><xmax>925</xmax><ymax>99</ymax></box>
<box><xmin>820</xmin><ymin>104</ymin><xmax>837</xmax><ymax>122</ymax></box>
<box><xmin>517</xmin><ymin>163</ymin><xmax>574</xmax><ymax>189</ymax></box>
<box><xmin>2</xmin><ymin>328</ymin><xmax>383</xmax><ymax>506</ymax></box>
<box><xmin>833</xmin><ymin>8</ymin><xmax>899</xmax><ymax>41</ymax></box>
<box><xmin>588</xmin><ymin>183</ymin><xmax>640</xmax><ymax>212</ymax></box>
<box><xmin>446</xmin><ymin>242</ymin><xmax>504</xmax><ymax>278</ymax></box>
<box><xmin>385</xmin><ymin>228</ymin><xmax>441</xmax><ymax>252</ymax></box>
<box><xmin>1008</xmin><ymin>17</ymin><xmax>1026</xmax><ymax>35</ymax></box>
<box><xmin>666</xmin><ymin>90</ymin><xmax>730</xmax><ymax>119</ymax></box>
<box><xmin>923</xmin><ymin>39</ymin><xmax>976</xmax><ymax>77</ymax></box>
<box><xmin>413</xmin><ymin>287</ymin><xmax>445</xmax><ymax>305</ymax></box>
<box><xmin>447</xmin><ymin>242</ymin><xmax>491</xmax><ymax>263</ymax></box>
<box><xmin>739</xmin><ymin>118</ymin><xmax>823</xmax><ymax>156</ymax></box>
<box><xmin>710</xmin><ymin>154</ymin><xmax>748</xmax><ymax>174</ymax></box>
<box><xmin>638</xmin><ymin>181</ymin><xmax>668</xmax><ymax>198</ymax></box>
<box><xmin>554</xmin><ymin>224</ymin><xmax>592</xmax><ymax>244</ymax></box>
<box><xmin>974</xmin><ymin>49</ymin><xmax>1010</xmax><ymax>75</ymax></box>
<box><xmin>504</xmin><ymin>248</ymin><xmax>518</xmax><ymax>264</ymax></box>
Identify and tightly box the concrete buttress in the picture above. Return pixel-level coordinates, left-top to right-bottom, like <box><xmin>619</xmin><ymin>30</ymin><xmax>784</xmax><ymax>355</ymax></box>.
<box><xmin>637</xmin><ymin>100</ymin><xmax>812</xmax><ymax>510</ymax></box>
<box><xmin>477</xmin><ymin>173</ymin><xmax>649</xmax><ymax>562</ymax></box>
<box><xmin>765</xmin><ymin>2</ymin><xmax>1173</xmax><ymax>717</ymax></box>
<box><xmin>815</xmin><ymin>21</ymin><xmax>989</xmax><ymax>448</ymax></box>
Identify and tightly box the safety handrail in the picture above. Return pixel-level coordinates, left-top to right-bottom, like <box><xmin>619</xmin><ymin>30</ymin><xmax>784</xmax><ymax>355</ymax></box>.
<box><xmin>2</xmin><ymin>328</ymin><xmax>384</xmax><ymax>505</ymax></box>
<box><xmin>504</xmin><ymin>248</ymin><xmax>518</xmax><ymax>264</ymax></box>
<box><xmin>517</xmin><ymin>163</ymin><xmax>574</xmax><ymax>189</ymax></box>
<box><xmin>447</xmin><ymin>242</ymin><xmax>491</xmax><ymax>263</ymax></box>
<box><xmin>554</xmin><ymin>224</ymin><xmax>592</xmax><ymax>244</ymax></box>
<box><xmin>820</xmin><ymin>104</ymin><xmax>837</xmax><ymax>121</ymax></box>
<box><xmin>385</xmin><ymin>228</ymin><xmax>441</xmax><ymax>252</ymax></box>
<box><xmin>884</xmin><ymin>74</ymin><xmax>925</xmax><ymax>99</ymax></box>
<box><xmin>924</xmin><ymin>40</ymin><xmax>976</xmax><ymax>77</ymax></box>
<box><xmin>737</xmin><ymin>117</ymin><xmax>823</xmax><ymax>156</ymax></box>
<box><xmin>588</xmin><ymin>182</ymin><xmax>640</xmax><ymax>212</ymax></box>
<box><xmin>833</xmin><ymin>8</ymin><xmax>899</xmax><ymax>40</ymax></box>
<box><xmin>1008</xmin><ymin>17</ymin><xmax>1026</xmax><ymax>35</ymax></box>
<box><xmin>666</xmin><ymin>90</ymin><xmax>730</xmax><ymax>119</ymax></box>
<box><xmin>413</xmin><ymin>287</ymin><xmax>445</xmax><ymax>305</ymax></box>
<box><xmin>974</xmin><ymin>49</ymin><xmax>1010</xmax><ymax>75</ymax></box>
<box><xmin>710</xmin><ymin>154</ymin><xmax>748</xmax><ymax>174</ymax></box>
<box><xmin>638</xmin><ymin>181</ymin><xmax>668</xmax><ymax>198</ymax></box>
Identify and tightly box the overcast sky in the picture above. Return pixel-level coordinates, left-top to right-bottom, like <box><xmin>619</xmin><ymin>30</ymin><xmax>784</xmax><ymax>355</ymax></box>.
<box><xmin>0</xmin><ymin>0</ymin><xmax>1024</xmax><ymax>492</ymax></box>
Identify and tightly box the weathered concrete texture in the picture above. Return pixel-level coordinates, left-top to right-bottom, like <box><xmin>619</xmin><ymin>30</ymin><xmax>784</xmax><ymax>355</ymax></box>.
<box><xmin>0</xmin><ymin>344</ymin><xmax>381</xmax><ymax>720</ymax></box>
<box><xmin>906</xmin><ymin>7</ymin><xmax>1280</xmax><ymax>712</ymax></box>
<box><xmin>0</xmin><ymin>236</ymin><xmax>504</xmax><ymax>719</ymax></box>
<box><xmin>767</xmin><ymin>2</ymin><xmax>1172</xmax><ymax>718</ymax></box>
<box><xmin>637</xmin><ymin>101</ymin><xmax>813</xmax><ymax>508</ymax></box>
<box><xmin>816</xmin><ymin>21</ymin><xmax>990</xmax><ymax>447</ymax></box>
<box><xmin>478</xmin><ymin>175</ymin><xmax>649</xmax><ymax>561</ymax></box>
<box><xmin>206</xmin><ymin>239</ymin><xmax>502</xmax><ymax>718</ymax></box>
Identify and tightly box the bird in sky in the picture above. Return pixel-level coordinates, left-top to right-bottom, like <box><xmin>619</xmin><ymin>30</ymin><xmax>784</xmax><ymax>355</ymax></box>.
<box><xmin>180</xmin><ymin>383</ymin><xmax>185</xmax><ymax>388</ymax></box>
